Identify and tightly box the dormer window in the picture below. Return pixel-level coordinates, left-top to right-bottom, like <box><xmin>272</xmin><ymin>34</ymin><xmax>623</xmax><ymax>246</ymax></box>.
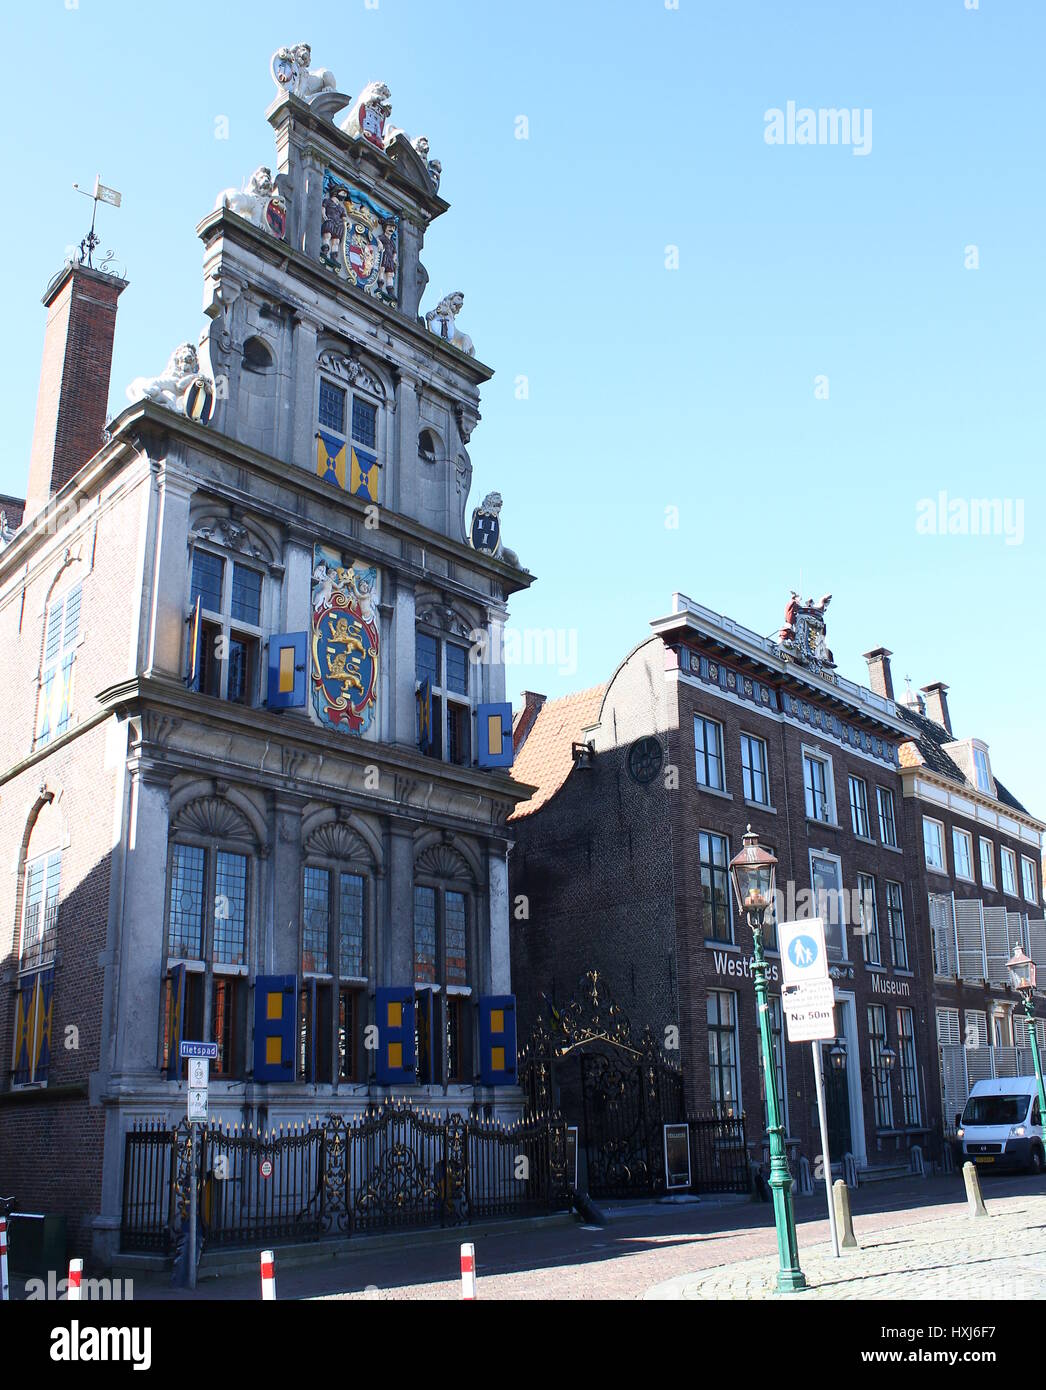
<box><xmin>973</xmin><ymin>746</ymin><xmax>992</xmax><ymax>794</ymax></box>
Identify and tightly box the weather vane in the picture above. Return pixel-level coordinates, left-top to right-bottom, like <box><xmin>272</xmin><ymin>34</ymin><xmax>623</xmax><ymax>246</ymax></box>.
<box><xmin>72</xmin><ymin>174</ymin><xmax>122</xmax><ymax>269</ymax></box>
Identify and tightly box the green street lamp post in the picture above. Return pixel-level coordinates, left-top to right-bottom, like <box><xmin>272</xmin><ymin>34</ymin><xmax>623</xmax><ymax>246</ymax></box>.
<box><xmin>729</xmin><ymin>825</ymin><xmax>806</xmax><ymax>1294</ymax></box>
<box><xmin>1007</xmin><ymin>944</ymin><xmax>1046</xmax><ymax>1131</ymax></box>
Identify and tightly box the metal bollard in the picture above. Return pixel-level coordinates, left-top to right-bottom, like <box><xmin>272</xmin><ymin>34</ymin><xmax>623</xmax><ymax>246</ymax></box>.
<box><xmin>260</xmin><ymin>1249</ymin><xmax>277</xmax><ymax>1300</ymax></box>
<box><xmin>460</xmin><ymin>1243</ymin><xmax>476</xmax><ymax>1300</ymax></box>
<box><xmin>67</xmin><ymin>1259</ymin><xmax>83</xmax><ymax>1301</ymax></box>
<box><xmin>963</xmin><ymin>1161</ymin><xmax>988</xmax><ymax>1219</ymax></box>
<box><xmin>832</xmin><ymin>1179</ymin><xmax>858</xmax><ymax>1250</ymax></box>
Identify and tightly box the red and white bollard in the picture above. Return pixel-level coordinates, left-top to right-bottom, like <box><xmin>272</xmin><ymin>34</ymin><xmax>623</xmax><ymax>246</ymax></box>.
<box><xmin>67</xmin><ymin>1258</ymin><xmax>83</xmax><ymax>1301</ymax></box>
<box><xmin>460</xmin><ymin>1242</ymin><xmax>476</xmax><ymax>1300</ymax></box>
<box><xmin>260</xmin><ymin>1249</ymin><xmax>276</xmax><ymax>1301</ymax></box>
<box><xmin>0</xmin><ymin>1217</ymin><xmax>9</xmax><ymax>1302</ymax></box>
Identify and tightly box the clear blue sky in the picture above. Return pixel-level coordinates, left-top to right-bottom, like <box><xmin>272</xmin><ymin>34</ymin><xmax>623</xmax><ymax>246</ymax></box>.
<box><xmin>6</xmin><ymin>1</ymin><xmax>1044</xmax><ymax>817</ymax></box>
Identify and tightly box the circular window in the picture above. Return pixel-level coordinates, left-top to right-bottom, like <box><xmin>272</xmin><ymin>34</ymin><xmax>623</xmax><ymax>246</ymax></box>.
<box><xmin>628</xmin><ymin>736</ymin><xmax>664</xmax><ymax>785</ymax></box>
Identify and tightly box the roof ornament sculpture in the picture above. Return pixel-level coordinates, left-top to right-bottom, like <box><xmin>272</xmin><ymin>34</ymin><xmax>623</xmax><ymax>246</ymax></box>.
<box><xmin>126</xmin><ymin>343</ymin><xmax>216</xmax><ymax>424</ymax></box>
<box><xmin>775</xmin><ymin>591</ymin><xmax>836</xmax><ymax>678</ymax></box>
<box><xmin>339</xmin><ymin>81</ymin><xmax>393</xmax><ymax>148</ymax></box>
<box><xmin>425</xmin><ymin>292</ymin><xmax>474</xmax><ymax>356</ymax></box>
<box><xmin>270</xmin><ymin>44</ymin><xmax>336</xmax><ymax>101</ymax></box>
<box><xmin>213</xmin><ymin>166</ymin><xmax>287</xmax><ymax>240</ymax></box>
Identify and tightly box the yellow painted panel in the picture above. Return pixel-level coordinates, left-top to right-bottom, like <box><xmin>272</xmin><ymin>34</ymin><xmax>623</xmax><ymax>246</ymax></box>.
<box><xmin>278</xmin><ymin>646</ymin><xmax>295</xmax><ymax>693</ymax></box>
<box><xmin>490</xmin><ymin>1009</ymin><xmax>504</xmax><ymax>1034</ymax></box>
<box><xmin>266</xmin><ymin>1036</ymin><xmax>282</xmax><ymax>1065</ymax></box>
<box><xmin>491</xmin><ymin>1047</ymin><xmax>505</xmax><ymax>1071</ymax></box>
<box><xmin>387</xmin><ymin>1001</ymin><xmax>402</xmax><ymax>1028</ymax></box>
<box><xmin>487</xmin><ymin>713</ymin><xmax>503</xmax><ymax>751</ymax></box>
<box><xmin>388</xmin><ymin>1041</ymin><xmax>403</xmax><ymax>1069</ymax></box>
<box><xmin>266</xmin><ymin>992</ymin><xmax>283</xmax><ymax>1021</ymax></box>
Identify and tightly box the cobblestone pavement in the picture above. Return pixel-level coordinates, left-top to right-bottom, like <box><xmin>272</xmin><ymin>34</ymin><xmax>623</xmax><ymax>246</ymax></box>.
<box><xmin>110</xmin><ymin>1172</ymin><xmax>1044</xmax><ymax>1301</ymax></box>
<box><xmin>647</xmin><ymin>1193</ymin><xmax>1046</xmax><ymax>1300</ymax></box>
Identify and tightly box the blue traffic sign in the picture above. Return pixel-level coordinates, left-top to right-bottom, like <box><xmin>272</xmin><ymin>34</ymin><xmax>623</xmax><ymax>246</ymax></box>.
<box><xmin>787</xmin><ymin>935</ymin><xmax>820</xmax><ymax>970</ymax></box>
<box><xmin>179</xmin><ymin>1041</ymin><xmax>219</xmax><ymax>1059</ymax></box>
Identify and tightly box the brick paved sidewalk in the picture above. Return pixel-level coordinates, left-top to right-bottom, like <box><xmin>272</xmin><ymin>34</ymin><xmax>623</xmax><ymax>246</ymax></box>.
<box><xmin>646</xmin><ymin>1191</ymin><xmax>1046</xmax><ymax>1300</ymax></box>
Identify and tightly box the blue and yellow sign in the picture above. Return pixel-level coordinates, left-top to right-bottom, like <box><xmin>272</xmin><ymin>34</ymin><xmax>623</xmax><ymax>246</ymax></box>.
<box><xmin>317</xmin><ymin>430</ymin><xmax>347</xmax><ymax>489</ymax></box>
<box><xmin>349</xmin><ymin>445</ymin><xmax>380</xmax><ymax>501</ymax></box>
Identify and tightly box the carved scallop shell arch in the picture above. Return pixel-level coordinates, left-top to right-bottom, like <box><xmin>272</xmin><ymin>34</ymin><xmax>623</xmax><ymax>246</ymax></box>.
<box><xmin>414</xmin><ymin>843</ymin><xmax>474</xmax><ymax>885</ymax></box>
<box><xmin>172</xmin><ymin>796</ymin><xmax>254</xmax><ymax>843</ymax></box>
<box><xmin>305</xmin><ymin>821</ymin><xmax>371</xmax><ymax>865</ymax></box>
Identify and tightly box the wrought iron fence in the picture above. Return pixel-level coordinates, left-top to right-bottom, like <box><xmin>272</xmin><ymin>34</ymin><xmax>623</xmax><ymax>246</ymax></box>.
<box><xmin>688</xmin><ymin>1112</ymin><xmax>751</xmax><ymax>1194</ymax></box>
<box><xmin>121</xmin><ymin>1103</ymin><xmax>569</xmax><ymax>1254</ymax></box>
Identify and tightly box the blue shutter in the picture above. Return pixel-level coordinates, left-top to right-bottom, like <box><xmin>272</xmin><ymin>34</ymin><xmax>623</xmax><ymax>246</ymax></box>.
<box><xmin>415</xmin><ymin>988</ymin><xmax>435</xmax><ymax>1085</ymax></box>
<box><xmin>165</xmin><ymin>964</ymin><xmax>186</xmax><ymax>1081</ymax></box>
<box><xmin>479</xmin><ymin>995</ymin><xmax>517</xmax><ymax>1086</ymax></box>
<box><xmin>254</xmin><ymin>975</ymin><xmax>296</xmax><ymax>1082</ymax></box>
<box><xmin>477</xmin><ymin>703</ymin><xmax>514</xmax><ymax>768</ymax></box>
<box><xmin>375</xmin><ymin>986</ymin><xmax>416</xmax><ymax>1085</ymax></box>
<box><xmin>267</xmin><ymin>631</ymin><xmax>308</xmax><ymax>709</ymax></box>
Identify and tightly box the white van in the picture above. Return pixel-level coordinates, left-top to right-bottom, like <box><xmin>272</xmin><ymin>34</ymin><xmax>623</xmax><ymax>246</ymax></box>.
<box><xmin>956</xmin><ymin>1077</ymin><xmax>1044</xmax><ymax>1174</ymax></box>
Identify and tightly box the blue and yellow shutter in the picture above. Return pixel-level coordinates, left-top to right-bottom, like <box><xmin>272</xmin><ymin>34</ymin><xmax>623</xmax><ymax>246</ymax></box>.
<box><xmin>266</xmin><ymin>632</ymin><xmax>307</xmax><ymax>709</ymax></box>
<box><xmin>254</xmin><ymin>975</ymin><xmax>296</xmax><ymax>1082</ymax></box>
<box><xmin>316</xmin><ymin>430</ymin><xmax>346</xmax><ymax>489</ymax></box>
<box><xmin>349</xmin><ymin>446</ymin><xmax>380</xmax><ymax>502</ymax></box>
<box><xmin>375</xmin><ymin>986</ymin><xmax>416</xmax><ymax>1085</ymax></box>
<box><xmin>12</xmin><ymin>978</ymin><xmax>33</xmax><ymax>1086</ymax></box>
<box><xmin>479</xmin><ymin>995</ymin><xmax>517</xmax><ymax>1086</ymax></box>
<box><xmin>477</xmin><ymin>703</ymin><xmax>514</xmax><ymax>769</ymax></box>
<box><xmin>32</xmin><ymin>968</ymin><xmax>55</xmax><ymax>1084</ymax></box>
<box><xmin>164</xmin><ymin>963</ymin><xmax>186</xmax><ymax>1081</ymax></box>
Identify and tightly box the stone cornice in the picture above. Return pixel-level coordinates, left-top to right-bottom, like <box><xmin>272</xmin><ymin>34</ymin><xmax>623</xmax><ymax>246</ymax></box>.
<box><xmin>898</xmin><ymin>762</ymin><xmax>1045</xmax><ymax>839</ymax></box>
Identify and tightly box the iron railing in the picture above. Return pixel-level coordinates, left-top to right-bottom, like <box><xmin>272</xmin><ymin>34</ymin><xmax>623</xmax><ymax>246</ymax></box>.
<box><xmin>121</xmin><ymin>1103</ymin><xmax>569</xmax><ymax>1254</ymax></box>
<box><xmin>688</xmin><ymin>1112</ymin><xmax>751</xmax><ymax>1194</ymax></box>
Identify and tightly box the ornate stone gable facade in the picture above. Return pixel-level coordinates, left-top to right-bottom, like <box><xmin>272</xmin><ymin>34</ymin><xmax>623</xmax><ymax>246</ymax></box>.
<box><xmin>0</xmin><ymin>43</ymin><xmax>530</xmax><ymax>1265</ymax></box>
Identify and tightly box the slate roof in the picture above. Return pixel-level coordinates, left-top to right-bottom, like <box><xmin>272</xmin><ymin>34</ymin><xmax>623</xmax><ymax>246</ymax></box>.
<box><xmin>508</xmin><ymin>684</ymin><xmax>606</xmax><ymax>821</ymax></box>
<box><xmin>895</xmin><ymin>702</ymin><xmax>1032</xmax><ymax>818</ymax></box>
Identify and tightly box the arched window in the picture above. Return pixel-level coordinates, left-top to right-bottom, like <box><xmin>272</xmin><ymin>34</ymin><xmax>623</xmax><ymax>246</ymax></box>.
<box><xmin>242</xmin><ymin>335</ymin><xmax>274</xmax><ymax>374</ymax></box>
<box><xmin>418</xmin><ymin>429</ymin><xmax>438</xmax><ymax>462</ymax></box>
<box><xmin>300</xmin><ymin>819</ymin><xmax>375</xmax><ymax>1084</ymax></box>
<box><xmin>161</xmin><ymin>792</ymin><xmax>260</xmax><ymax>1079</ymax></box>
<box><xmin>413</xmin><ymin>841</ymin><xmax>477</xmax><ymax>1085</ymax></box>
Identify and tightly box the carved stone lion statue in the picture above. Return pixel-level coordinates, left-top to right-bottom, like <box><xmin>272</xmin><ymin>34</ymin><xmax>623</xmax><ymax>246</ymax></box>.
<box><xmin>271</xmin><ymin>44</ymin><xmax>336</xmax><ymax>100</ymax></box>
<box><xmin>425</xmin><ymin>292</ymin><xmax>475</xmax><ymax>356</ymax></box>
<box><xmin>214</xmin><ymin>167</ymin><xmax>284</xmax><ymax>231</ymax></box>
<box><xmin>126</xmin><ymin>343</ymin><xmax>200</xmax><ymax>409</ymax></box>
<box><xmin>339</xmin><ymin>81</ymin><xmax>393</xmax><ymax>144</ymax></box>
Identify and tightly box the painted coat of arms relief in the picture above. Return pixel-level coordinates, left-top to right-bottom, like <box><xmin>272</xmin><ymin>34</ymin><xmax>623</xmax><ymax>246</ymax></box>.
<box><xmin>311</xmin><ymin>546</ymin><xmax>380</xmax><ymax>734</ymax></box>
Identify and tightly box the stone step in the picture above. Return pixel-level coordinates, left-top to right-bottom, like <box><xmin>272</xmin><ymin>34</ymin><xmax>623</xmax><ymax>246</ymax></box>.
<box><xmin>856</xmin><ymin>1163</ymin><xmax>916</xmax><ymax>1183</ymax></box>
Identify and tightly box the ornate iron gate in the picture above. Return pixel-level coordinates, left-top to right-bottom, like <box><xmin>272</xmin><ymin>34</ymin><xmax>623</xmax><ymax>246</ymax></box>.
<box><xmin>521</xmin><ymin>970</ymin><xmax>686</xmax><ymax>1199</ymax></box>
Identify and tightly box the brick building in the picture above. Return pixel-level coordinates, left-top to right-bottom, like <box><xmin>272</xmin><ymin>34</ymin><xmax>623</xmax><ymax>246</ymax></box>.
<box><xmin>867</xmin><ymin>654</ymin><xmax>1046</xmax><ymax>1134</ymax></box>
<box><xmin>509</xmin><ymin>592</ymin><xmax>993</xmax><ymax>1186</ymax></box>
<box><xmin>0</xmin><ymin>50</ymin><xmax>531</xmax><ymax>1264</ymax></box>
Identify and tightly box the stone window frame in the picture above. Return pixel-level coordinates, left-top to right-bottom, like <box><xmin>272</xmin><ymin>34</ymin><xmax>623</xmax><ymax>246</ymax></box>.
<box><xmin>414</xmin><ymin>609</ymin><xmax>480</xmax><ymax>768</ymax></box>
<box><xmin>160</xmin><ymin>797</ymin><xmax>261</xmax><ymax>1081</ymax></box>
<box><xmin>412</xmin><ymin>839</ymin><xmax>480</xmax><ymax>1087</ymax></box>
<box><xmin>188</xmin><ymin>542</ymin><xmax>268</xmax><ymax>706</ymax></box>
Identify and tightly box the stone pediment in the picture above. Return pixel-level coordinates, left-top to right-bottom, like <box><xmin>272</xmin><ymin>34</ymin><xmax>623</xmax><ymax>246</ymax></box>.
<box><xmin>383</xmin><ymin>133</ymin><xmax>437</xmax><ymax>199</ymax></box>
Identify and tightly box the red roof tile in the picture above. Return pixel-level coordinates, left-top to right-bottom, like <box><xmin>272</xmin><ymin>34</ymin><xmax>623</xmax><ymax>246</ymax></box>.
<box><xmin>509</xmin><ymin>684</ymin><xmax>606</xmax><ymax>820</ymax></box>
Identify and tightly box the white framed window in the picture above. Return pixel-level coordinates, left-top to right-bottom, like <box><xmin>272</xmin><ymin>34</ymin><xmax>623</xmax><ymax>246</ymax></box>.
<box><xmin>694</xmin><ymin>716</ymin><xmax>725</xmax><ymax>792</ymax></box>
<box><xmin>699</xmin><ymin>830</ymin><xmax>732</xmax><ymax>943</ymax></box>
<box><xmin>876</xmin><ymin>786</ymin><xmax>898</xmax><ymax>848</ymax></box>
<box><xmin>19</xmin><ymin>849</ymin><xmax>61</xmax><ymax>973</ymax></box>
<box><xmin>803</xmin><ymin>748</ymin><xmax>835</xmax><ymax>824</ymax></box>
<box><xmin>707</xmin><ymin>990</ymin><xmax>741</xmax><ymax>1118</ymax></box>
<box><xmin>979</xmin><ymin>837</ymin><xmax>995</xmax><ymax>889</ymax></box>
<box><xmin>809</xmin><ymin>849</ymin><xmax>847</xmax><ymax>961</ymax></box>
<box><xmin>923</xmin><ymin>817</ymin><xmax>946</xmax><ymax>872</ymax></box>
<box><xmin>189</xmin><ymin>548</ymin><xmax>266</xmax><ymax>705</ymax></box>
<box><xmin>952</xmin><ymin>828</ymin><xmax>974</xmax><ymax>882</ymax></box>
<box><xmin>848</xmin><ymin>776</ymin><xmax>870</xmax><ymax>838</ymax></box>
<box><xmin>886</xmin><ymin>880</ymin><xmax>908</xmax><ymax>970</ymax></box>
<box><xmin>973</xmin><ymin>746</ymin><xmax>992</xmax><ymax>794</ymax></box>
<box><xmin>1023</xmin><ymin>855</ymin><xmax>1039</xmax><ymax>906</ymax></box>
<box><xmin>868</xmin><ymin>1004</ymin><xmax>894</xmax><ymax>1129</ymax></box>
<box><xmin>1001</xmin><ymin>847</ymin><xmax>1018</xmax><ymax>897</ymax></box>
<box><xmin>740</xmin><ymin>733</ymin><xmax>769</xmax><ymax>805</ymax></box>
<box><xmin>416</xmin><ymin>628</ymin><xmax>474</xmax><ymax>766</ymax></box>
<box><xmin>35</xmin><ymin>583</ymin><xmax>83</xmax><ymax>749</ymax></box>
<box><xmin>857</xmin><ymin>872</ymin><xmax>880</xmax><ymax>966</ymax></box>
<box><xmin>760</xmin><ymin>995</ymin><xmax>789</xmax><ymax>1134</ymax></box>
<box><xmin>896</xmin><ymin>1008</ymin><xmax>921</xmax><ymax>1126</ymax></box>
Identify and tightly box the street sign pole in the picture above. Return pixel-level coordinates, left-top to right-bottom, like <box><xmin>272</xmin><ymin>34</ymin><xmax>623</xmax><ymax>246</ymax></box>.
<box><xmin>811</xmin><ymin>1039</ymin><xmax>841</xmax><ymax>1258</ymax></box>
<box><xmin>188</xmin><ymin>1125</ymin><xmax>198</xmax><ymax>1292</ymax></box>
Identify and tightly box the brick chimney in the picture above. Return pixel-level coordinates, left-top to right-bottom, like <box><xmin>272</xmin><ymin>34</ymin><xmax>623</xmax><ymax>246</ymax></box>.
<box><xmin>25</xmin><ymin>262</ymin><xmax>127</xmax><ymax>521</ymax></box>
<box><xmin>863</xmin><ymin>647</ymin><xmax>895</xmax><ymax>701</ymax></box>
<box><xmin>513</xmin><ymin>691</ymin><xmax>547</xmax><ymax>753</ymax></box>
<box><xmin>921</xmin><ymin>682</ymin><xmax>952</xmax><ymax>734</ymax></box>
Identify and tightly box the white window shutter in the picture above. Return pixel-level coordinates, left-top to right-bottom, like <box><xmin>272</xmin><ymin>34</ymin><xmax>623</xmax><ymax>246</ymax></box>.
<box><xmin>983</xmin><ymin>906</ymin><xmax>1011</xmax><ymax>986</ymax></box>
<box><xmin>955</xmin><ymin>900</ymin><xmax>987</xmax><ymax>981</ymax></box>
